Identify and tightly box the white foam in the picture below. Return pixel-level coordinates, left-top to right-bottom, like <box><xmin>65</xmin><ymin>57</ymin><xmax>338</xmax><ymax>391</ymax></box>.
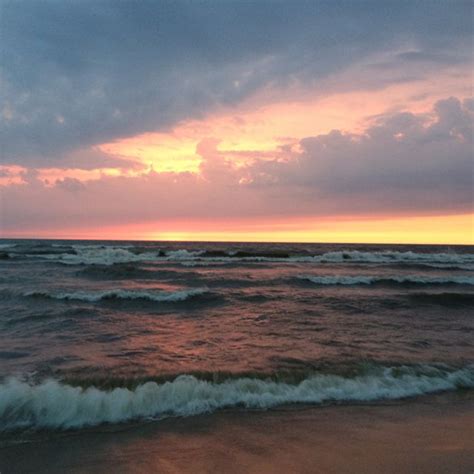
<box><xmin>171</xmin><ymin>250</ymin><xmax>474</xmax><ymax>268</ymax></box>
<box><xmin>21</xmin><ymin>246</ymin><xmax>474</xmax><ymax>269</ymax></box>
<box><xmin>0</xmin><ymin>366</ymin><xmax>472</xmax><ymax>430</ymax></box>
<box><xmin>298</xmin><ymin>275</ymin><xmax>474</xmax><ymax>285</ymax></box>
<box><xmin>18</xmin><ymin>244</ymin><xmax>474</xmax><ymax>270</ymax></box>
<box><xmin>57</xmin><ymin>246</ymin><xmax>157</xmax><ymax>266</ymax></box>
<box><xmin>313</xmin><ymin>250</ymin><xmax>474</xmax><ymax>264</ymax></box>
<box><xmin>35</xmin><ymin>247</ymin><xmax>203</xmax><ymax>266</ymax></box>
<box><xmin>164</xmin><ymin>250</ymin><xmax>205</xmax><ymax>260</ymax></box>
<box><xmin>26</xmin><ymin>287</ymin><xmax>209</xmax><ymax>302</ymax></box>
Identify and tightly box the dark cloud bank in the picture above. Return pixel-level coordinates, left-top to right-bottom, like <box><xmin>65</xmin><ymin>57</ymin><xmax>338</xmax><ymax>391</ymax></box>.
<box><xmin>1</xmin><ymin>0</ymin><xmax>472</xmax><ymax>167</ymax></box>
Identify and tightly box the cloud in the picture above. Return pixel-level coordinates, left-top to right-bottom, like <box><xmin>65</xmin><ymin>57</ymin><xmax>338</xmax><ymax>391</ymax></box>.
<box><xmin>54</xmin><ymin>177</ymin><xmax>86</xmax><ymax>193</ymax></box>
<box><xmin>1</xmin><ymin>96</ymin><xmax>472</xmax><ymax>234</ymax></box>
<box><xmin>1</xmin><ymin>1</ymin><xmax>472</xmax><ymax>166</ymax></box>
<box><xmin>247</xmin><ymin>97</ymin><xmax>473</xmax><ymax>212</ymax></box>
<box><xmin>49</xmin><ymin>147</ymin><xmax>145</xmax><ymax>171</ymax></box>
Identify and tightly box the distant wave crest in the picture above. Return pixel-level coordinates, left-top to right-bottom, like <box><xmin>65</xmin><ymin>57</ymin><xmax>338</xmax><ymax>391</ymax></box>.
<box><xmin>1</xmin><ymin>365</ymin><xmax>472</xmax><ymax>430</ymax></box>
<box><xmin>309</xmin><ymin>250</ymin><xmax>474</xmax><ymax>266</ymax></box>
<box><xmin>56</xmin><ymin>245</ymin><xmax>157</xmax><ymax>265</ymax></box>
<box><xmin>180</xmin><ymin>250</ymin><xmax>474</xmax><ymax>268</ymax></box>
<box><xmin>297</xmin><ymin>274</ymin><xmax>474</xmax><ymax>286</ymax></box>
<box><xmin>25</xmin><ymin>287</ymin><xmax>209</xmax><ymax>303</ymax></box>
<box><xmin>8</xmin><ymin>244</ymin><xmax>474</xmax><ymax>269</ymax></box>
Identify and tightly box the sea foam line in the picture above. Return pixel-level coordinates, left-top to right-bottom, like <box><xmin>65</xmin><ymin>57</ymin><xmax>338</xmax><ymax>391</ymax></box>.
<box><xmin>25</xmin><ymin>287</ymin><xmax>209</xmax><ymax>302</ymax></box>
<box><xmin>297</xmin><ymin>275</ymin><xmax>474</xmax><ymax>285</ymax></box>
<box><xmin>0</xmin><ymin>366</ymin><xmax>472</xmax><ymax>430</ymax></box>
<box><xmin>17</xmin><ymin>246</ymin><xmax>474</xmax><ymax>268</ymax></box>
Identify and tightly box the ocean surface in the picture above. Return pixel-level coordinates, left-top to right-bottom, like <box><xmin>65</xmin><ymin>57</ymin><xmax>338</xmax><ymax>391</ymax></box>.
<box><xmin>0</xmin><ymin>239</ymin><xmax>473</xmax><ymax>432</ymax></box>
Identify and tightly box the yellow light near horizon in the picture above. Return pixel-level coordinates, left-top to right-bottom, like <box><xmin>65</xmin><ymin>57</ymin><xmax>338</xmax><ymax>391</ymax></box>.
<box><xmin>18</xmin><ymin>213</ymin><xmax>472</xmax><ymax>245</ymax></box>
<box><xmin>144</xmin><ymin>214</ymin><xmax>473</xmax><ymax>245</ymax></box>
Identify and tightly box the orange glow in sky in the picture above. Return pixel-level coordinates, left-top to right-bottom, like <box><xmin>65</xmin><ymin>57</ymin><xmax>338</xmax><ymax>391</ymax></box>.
<box><xmin>99</xmin><ymin>67</ymin><xmax>470</xmax><ymax>175</ymax></box>
<box><xmin>10</xmin><ymin>213</ymin><xmax>472</xmax><ymax>245</ymax></box>
<box><xmin>2</xmin><ymin>63</ymin><xmax>471</xmax><ymax>244</ymax></box>
<box><xmin>3</xmin><ymin>2</ymin><xmax>472</xmax><ymax>245</ymax></box>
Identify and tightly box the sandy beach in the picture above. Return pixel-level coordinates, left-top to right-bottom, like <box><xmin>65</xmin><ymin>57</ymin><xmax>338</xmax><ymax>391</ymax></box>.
<box><xmin>1</xmin><ymin>392</ymin><xmax>473</xmax><ymax>474</ymax></box>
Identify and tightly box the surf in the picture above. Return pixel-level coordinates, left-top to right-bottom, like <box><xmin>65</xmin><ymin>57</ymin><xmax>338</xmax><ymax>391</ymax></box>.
<box><xmin>1</xmin><ymin>365</ymin><xmax>472</xmax><ymax>431</ymax></box>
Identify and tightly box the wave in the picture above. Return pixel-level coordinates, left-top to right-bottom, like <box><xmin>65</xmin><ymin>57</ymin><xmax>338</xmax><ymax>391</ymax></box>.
<box><xmin>180</xmin><ymin>250</ymin><xmax>474</xmax><ymax>266</ymax></box>
<box><xmin>35</xmin><ymin>247</ymin><xmax>205</xmax><ymax>266</ymax></box>
<box><xmin>165</xmin><ymin>249</ymin><xmax>205</xmax><ymax>260</ymax></box>
<box><xmin>309</xmin><ymin>250</ymin><xmax>474</xmax><ymax>265</ymax></box>
<box><xmin>408</xmin><ymin>292</ymin><xmax>474</xmax><ymax>306</ymax></box>
<box><xmin>179</xmin><ymin>250</ymin><xmax>474</xmax><ymax>268</ymax></box>
<box><xmin>77</xmin><ymin>265</ymin><xmax>191</xmax><ymax>280</ymax></box>
<box><xmin>0</xmin><ymin>365</ymin><xmax>472</xmax><ymax>431</ymax></box>
<box><xmin>0</xmin><ymin>243</ymin><xmax>16</xmax><ymax>259</ymax></box>
<box><xmin>297</xmin><ymin>275</ymin><xmax>474</xmax><ymax>286</ymax></box>
<box><xmin>25</xmin><ymin>287</ymin><xmax>209</xmax><ymax>303</ymax></box>
<box><xmin>10</xmin><ymin>244</ymin><xmax>474</xmax><ymax>269</ymax></box>
<box><xmin>54</xmin><ymin>245</ymin><xmax>158</xmax><ymax>266</ymax></box>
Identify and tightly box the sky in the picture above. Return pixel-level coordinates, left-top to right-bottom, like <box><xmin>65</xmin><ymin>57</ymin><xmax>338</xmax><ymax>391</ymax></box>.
<box><xmin>0</xmin><ymin>0</ymin><xmax>473</xmax><ymax>243</ymax></box>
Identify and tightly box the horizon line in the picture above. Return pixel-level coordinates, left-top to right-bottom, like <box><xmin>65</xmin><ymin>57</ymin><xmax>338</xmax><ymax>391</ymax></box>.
<box><xmin>1</xmin><ymin>236</ymin><xmax>472</xmax><ymax>246</ymax></box>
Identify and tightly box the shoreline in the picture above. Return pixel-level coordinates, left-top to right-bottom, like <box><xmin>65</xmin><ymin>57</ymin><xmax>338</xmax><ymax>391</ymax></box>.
<box><xmin>1</xmin><ymin>391</ymin><xmax>473</xmax><ymax>473</ymax></box>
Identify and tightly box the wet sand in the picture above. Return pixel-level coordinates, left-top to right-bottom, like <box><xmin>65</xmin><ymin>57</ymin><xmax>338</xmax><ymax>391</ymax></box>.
<box><xmin>1</xmin><ymin>392</ymin><xmax>473</xmax><ymax>474</ymax></box>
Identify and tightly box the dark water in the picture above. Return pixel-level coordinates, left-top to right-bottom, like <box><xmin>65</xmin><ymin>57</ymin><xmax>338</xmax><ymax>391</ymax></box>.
<box><xmin>0</xmin><ymin>239</ymin><xmax>473</xmax><ymax>431</ymax></box>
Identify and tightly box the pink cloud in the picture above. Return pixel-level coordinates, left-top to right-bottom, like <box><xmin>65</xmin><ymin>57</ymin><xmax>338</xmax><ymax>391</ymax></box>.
<box><xmin>1</xmin><ymin>97</ymin><xmax>472</xmax><ymax>236</ymax></box>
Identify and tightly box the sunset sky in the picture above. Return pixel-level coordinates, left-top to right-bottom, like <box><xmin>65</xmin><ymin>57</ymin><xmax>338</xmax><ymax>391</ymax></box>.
<box><xmin>1</xmin><ymin>0</ymin><xmax>473</xmax><ymax>243</ymax></box>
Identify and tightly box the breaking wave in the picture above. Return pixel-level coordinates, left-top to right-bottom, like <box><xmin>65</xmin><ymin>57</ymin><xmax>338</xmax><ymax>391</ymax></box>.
<box><xmin>0</xmin><ymin>243</ymin><xmax>16</xmax><ymax>250</ymax></box>
<box><xmin>297</xmin><ymin>275</ymin><xmax>474</xmax><ymax>286</ymax></box>
<box><xmin>25</xmin><ymin>287</ymin><xmax>209</xmax><ymax>303</ymax></box>
<box><xmin>1</xmin><ymin>365</ymin><xmax>472</xmax><ymax>430</ymax></box>
<box><xmin>11</xmin><ymin>244</ymin><xmax>474</xmax><ymax>269</ymax></box>
<box><xmin>175</xmin><ymin>250</ymin><xmax>474</xmax><ymax>268</ymax></box>
<box><xmin>51</xmin><ymin>246</ymin><xmax>158</xmax><ymax>266</ymax></box>
<box><xmin>308</xmin><ymin>250</ymin><xmax>474</xmax><ymax>266</ymax></box>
